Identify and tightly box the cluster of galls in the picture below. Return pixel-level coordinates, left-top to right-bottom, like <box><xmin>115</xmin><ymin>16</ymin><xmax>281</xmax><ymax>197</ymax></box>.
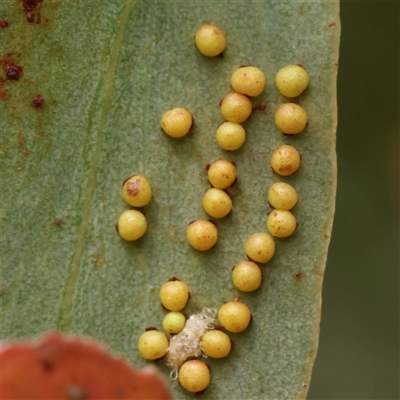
<box><xmin>118</xmin><ymin>22</ymin><xmax>311</xmax><ymax>395</ymax></box>
<box><xmin>138</xmin><ymin>278</ymin><xmax>251</xmax><ymax>394</ymax></box>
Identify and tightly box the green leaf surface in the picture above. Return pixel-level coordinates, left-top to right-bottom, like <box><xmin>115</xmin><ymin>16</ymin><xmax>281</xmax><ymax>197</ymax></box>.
<box><xmin>0</xmin><ymin>1</ymin><xmax>340</xmax><ymax>398</ymax></box>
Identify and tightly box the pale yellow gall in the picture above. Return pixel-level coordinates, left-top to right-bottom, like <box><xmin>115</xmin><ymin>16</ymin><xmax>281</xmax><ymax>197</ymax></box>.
<box><xmin>138</xmin><ymin>330</ymin><xmax>169</xmax><ymax>360</ymax></box>
<box><xmin>186</xmin><ymin>220</ymin><xmax>218</xmax><ymax>251</ymax></box>
<box><xmin>267</xmin><ymin>209</ymin><xmax>297</xmax><ymax>238</ymax></box>
<box><xmin>202</xmin><ymin>188</ymin><xmax>232</xmax><ymax>219</ymax></box>
<box><xmin>231</xmin><ymin>66</ymin><xmax>266</xmax><ymax>97</ymax></box>
<box><xmin>275</xmin><ymin>103</ymin><xmax>308</xmax><ymax>134</ymax></box>
<box><xmin>117</xmin><ymin>210</ymin><xmax>147</xmax><ymax>241</ymax></box>
<box><xmin>161</xmin><ymin>108</ymin><xmax>193</xmax><ymax>138</ymax></box>
<box><xmin>178</xmin><ymin>360</ymin><xmax>211</xmax><ymax>393</ymax></box>
<box><xmin>232</xmin><ymin>261</ymin><xmax>262</xmax><ymax>292</ymax></box>
<box><xmin>122</xmin><ymin>175</ymin><xmax>152</xmax><ymax>207</ymax></box>
<box><xmin>201</xmin><ymin>329</ymin><xmax>231</xmax><ymax>358</ymax></box>
<box><xmin>162</xmin><ymin>312</ymin><xmax>186</xmax><ymax>334</ymax></box>
<box><xmin>275</xmin><ymin>64</ymin><xmax>309</xmax><ymax>98</ymax></box>
<box><xmin>207</xmin><ymin>159</ymin><xmax>236</xmax><ymax>189</ymax></box>
<box><xmin>216</xmin><ymin>122</ymin><xmax>246</xmax><ymax>151</ymax></box>
<box><xmin>268</xmin><ymin>182</ymin><xmax>298</xmax><ymax>210</ymax></box>
<box><xmin>220</xmin><ymin>92</ymin><xmax>252</xmax><ymax>123</ymax></box>
<box><xmin>245</xmin><ymin>232</ymin><xmax>275</xmax><ymax>263</ymax></box>
<box><xmin>218</xmin><ymin>300</ymin><xmax>251</xmax><ymax>333</ymax></box>
<box><xmin>159</xmin><ymin>280</ymin><xmax>189</xmax><ymax>311</ymax></box>
<box><xmin>270</xmin><ymin>144</ymin><xmax>301</xmax><ymax>176</ymax></box>
<box><xmin>195</xmin><ymin>24</ymin><xmax>226</xmax><ymax>57</ymax></box>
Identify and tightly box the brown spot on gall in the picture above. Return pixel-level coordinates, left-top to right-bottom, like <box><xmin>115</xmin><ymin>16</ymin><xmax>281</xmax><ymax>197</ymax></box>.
<box><xmin>67</xmin><ymin>386</ymin><xmax>88</xmax><ymax>400</ymax></box>
<box><xmin>31</xmin><ymin>94</ymin><xmax>44</xmax><ymax>109</ymax></box>
<box><xmin>126</xmin><ymin>179</ymin><xmax>140</xmax><ymax>197</ymax></box>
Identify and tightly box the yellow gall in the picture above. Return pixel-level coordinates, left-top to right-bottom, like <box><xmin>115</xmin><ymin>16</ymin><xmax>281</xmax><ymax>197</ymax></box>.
<box><xmin>220</xmin><ymin>92</ymin><xmax>252</xmax><ymax>123</ymax></box>
<box><xmin>267</xmin><ymin>209</ymin><xmax>297</xmax><ymax>238</ymax></box>
<box><xmin>231</xmin><ymin>66</ymin><xmax>266</xmax><ymax>97</ymax></box>
<box><xmin>178</xmin><ymin>360</ymin><xmax>211</xmax><ymax>393</ymax></box>
<box><xmin>138</xmin><ymin>330</ymin><xmax>169</xmax><ymax>360</ymax></box>
<box><xmin>186</xmin><ymin>220</ymin><xmax>218</xmax><ymax>251</ymax></box>
<box><xmin>122</xmin><ymin>175</ymin><xmax>152</xmax><ymax>207</ymax></box>
<box><xmin>275</xmin><ymin>103</ymin><xmax>308</xmax><ymax>134</ymax></box>
<box><xmin>275</xmin><ymin>64</ymin><xmax>309</xmax><ymax>98</ymax></box>
<box><xmin>245</xmin><ymin>232</ymin><xmax>275</xmax><ymax>263</ymax></box>
<box><xmin>202</xmin><ymin>188</ymin><xmax>232</xmax><ymax>219</ymax></box>
<box><xmin>268</xmin><ymin>182</ymin><xmax>298</xmax><ymax>210</ymax></box>
<box><xmin>232</xmin><ymin>261</ymin><xmax>262</xmax><ymax>292</ymax></box>
<box><xmin>161</xmin><ymin>108</ymin><xmax>193</xmax><ymax>138</ymax></box>
<box><xmin>117</xmin><ymin>210</ymin><xmax>147</xmax><ymax>241</ymax></box>
<box><xmin>218</xmin><ymin>301</ymin><xmax>251</xmax><ymax>333</ymax></box>
<box><xmin>201</xmin><ymin>329</ymin><xmax>232</xmax><ymax>358</ymax></box>
<box><xmin>216</xmin><ymin>121</ymin><xmax>246</xmax><ymax>151</ymax></box>
<box><xmin>159</xmin><ymin>280</ymin><xmax>189</xmax><ymax>311</ymax></box>
<box><xmin>207</xmin><ymin>159</ymin><xmax>237</xmax><ymax>189</ymax></box>
<box><xmin>195</xmin><ymin>24</ymin><xmax>225</xmax><ymax>57</ymax></box>
<box><xmin>270</xmin><ymin>144</ymin><xmax>301</xmax><ymax>176</ymax></box>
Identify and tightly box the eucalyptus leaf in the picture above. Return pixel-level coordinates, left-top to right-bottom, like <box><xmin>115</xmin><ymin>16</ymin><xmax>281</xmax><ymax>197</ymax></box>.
<box><xmin>0</xmin><ymin>1</ymin><xmax>340</xmax><ymax>399</ymax></box>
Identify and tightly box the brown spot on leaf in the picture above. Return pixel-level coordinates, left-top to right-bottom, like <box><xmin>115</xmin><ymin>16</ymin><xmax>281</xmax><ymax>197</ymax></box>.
<box><xmin>35</xmin><ymin>12</ymin><xmax>41</xmax><ymax>24</ymax></box>
<box><xmin>5</xmin><ymin>63</ymin><xmax>23</xmax><ymax>81</ymax></box>
<box><xmin>295</xmin><ymin>271</ymin><xmax>302</xmax><ymax>279</ymax></box>
<box><xmin>0</xmin><ymin>284</ymin><xmax>7</xmax><ymax>295</ymax></box>
<box><xmin>26</xmin><ymin>11</ymin><xmax>34</xmax><ymax>22</ymax></box>
<box><xmin>54</xmin><ymin>218</ymin><xmax>62</xmax><ymax>226</ymax></box>
<box><xmin>145</xmin><ymin>327</ymin><xmax>158</xmax><ymax>332</ymax></box>
<box><xmin>0</xmin><ymin>20</ymin><xmax>9</xmax><ymax>28</ymax></box>
<box><xmin>328</xmin><ymin>22</ymin><xmax>336</xmax><ymax>28</ymax></box>
<box><xmin>96</xmin><ymin>253</ymin><xmax>105</xmax><ymax>266</ymax></box>
<box><xmin>252</xmin><ymin>103</ymin><xmax>266</xmax><ymax>112</ymax></box>
<box><xmin>31</xmin><ymin>94</ymin><xmax>44</xmax><ymax>108</ymax></box>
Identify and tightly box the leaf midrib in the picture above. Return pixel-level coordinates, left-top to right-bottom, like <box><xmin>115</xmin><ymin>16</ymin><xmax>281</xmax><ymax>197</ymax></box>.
<box><xmin>56</xmin><ymin>0</ymin><xmax>137</xmax><ymax>331</ymax></box>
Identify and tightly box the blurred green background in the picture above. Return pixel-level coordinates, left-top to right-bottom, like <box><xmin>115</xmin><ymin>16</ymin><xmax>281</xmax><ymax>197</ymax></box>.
<box><xmin>308</xmin><ymin>2</ymin><xmax>399</xmax><ymax>399</ymax></box>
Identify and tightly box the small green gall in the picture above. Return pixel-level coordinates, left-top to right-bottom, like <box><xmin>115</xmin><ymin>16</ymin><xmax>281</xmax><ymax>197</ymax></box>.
<box><xmin>162</xmin><ymin>312</ymin><xmax>186</xmax><ymax>334</ymax></box>
<box><xmin>138</xmin><ymin>330</ymin><xmax>169</xmax><ymax>360</ymax></box>
<box><xmin>216</xmin><ymin>122</ymin><xmax>246</xmax><ymax>151</ymax></box>
<box><xmin>270</xmin><ymin>144</ymin><xmax>301</xmax><ymax>176</ymax></box>
<box><xmin>161</xmin><ymin>108</ymin><xmax>193</xmax><ymax>138</ymax></box>
<box><xmin>117</xmin><ymin>210</ymin><xmax>147</xmax><ymax>241</ymax></box>
<box><xmin>195</xmin><ymin>24</ymin><xmax>226</xmax><ymax>57</ymax></box>
<box><xmin>267</xmin><ymin>209</ymin><xmax>297</xmax><ymax>238</ymax></box>
<box><xmin>245</xmin><ymin>232</ymin><xmax>275</xmax><ymax>263</ymax></box>
<box><xmin>220</xmin><ymin>92</ymin><xmax>252</xmax><ymax>123</ymax></box>
<box><xmin>268</xmin><ymin>182</ymin><xmax>298</xmax><ymax>210</ymax></box>
<box><xmin>275</xmin><ymin>64</ymin><xmax>310</xmax><ymax>98</ymax></box>
<box><xmin>232</xmin><ymin>261</ymin><xmax>262</xmax><ymax>292</ymax></box>
<box><xmin>202</xmin><ymin>188</ymin><xmax>232</xmax><ymax>219</ymax></box>
<box><xmin>231</xmin><ymin>66</ymin><xmax>266</xmax><ymax>97</ymax></box>
<box><xmin>201</xmin><ymin>329</ymin><xmax>232</xmax><ymax>358</ymax></box>
<box><xmin>275</xmin><ymin>103</ymin><xmax>308</xmax><ymax>134</ymax></box>
<box><xmin>178</xmin><ymin>360</ymin><xmax>211</xmax><ymax>393</ymax></box>
<box><xmin>186</xmin><ymin>220</ymin><xmax>218</xmax><ymax>251</ymax></box>
<box><xmin>207</xmin><ymin>159</ymin><xmax>237</xmax><ymax>189</ymax></box>
<box><xmin>122</xmin><ymin>175</ymin><xmax>152</xmax><ymax>207</ymax></box>
<box><xmin>218</xmin><ymin>300</ymin><xmax>251</xmax><ymax>333</ymax></box>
